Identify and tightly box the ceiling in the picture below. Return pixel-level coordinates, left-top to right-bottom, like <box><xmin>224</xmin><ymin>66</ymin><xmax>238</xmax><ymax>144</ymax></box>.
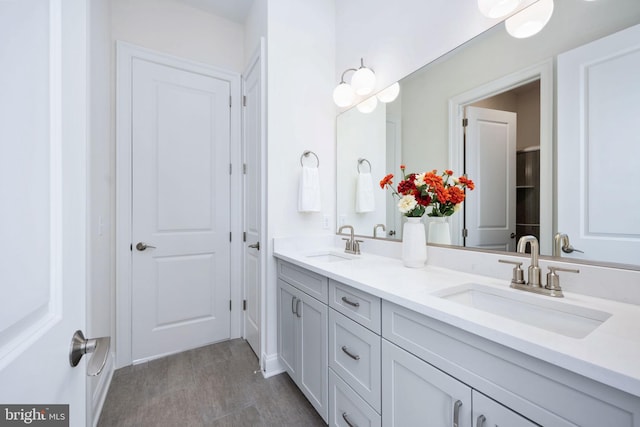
<box><xmin>176</xmin><ymin>0</ymin><xmax>255</xmax><ymax>24</ymax></box>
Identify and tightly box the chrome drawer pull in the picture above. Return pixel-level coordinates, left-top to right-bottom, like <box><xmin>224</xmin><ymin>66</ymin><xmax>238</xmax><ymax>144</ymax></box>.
<box><xmin>342</xmin><ymin>412</ymin><xmax>358</xmax><ymax>427</ymax></box>
<box><xmin>476</xmin><ymin>414</ymin><xmax>486</xmax><ymax>427</ymax></box>
<box><xmin>341</xmin><ymin>345</ymin><xmax>360</xmax><ymax>361</ymax></box>
<box><xmin>453</xmin><ymin>400</ymin><xmax>462</xmax><ymax>427</ymax></box>
<box><xmin>341</xmin><ymin>296</ymin><xmax>360</xmax><ymax>308</ymax></box>
<box><xmin>291</xmin><ymin>296</ymin><xmax>297</xmax><ymax>314</ymax></box>
<box><xmin>295</xmin><ymin>298</ymin><xmax>302</xmax><ymax>318</ymax></box>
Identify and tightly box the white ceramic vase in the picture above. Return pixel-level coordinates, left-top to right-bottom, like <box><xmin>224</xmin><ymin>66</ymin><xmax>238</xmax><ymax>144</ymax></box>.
<box><xmin>402</xmin><ymin>217</ymin><xmax>427</xmax><ymax>268</ymax></box>
<box><xmin>428</xmin><ymin>216</ymin><xmax>452</xmax><ymax>245</ymax></box>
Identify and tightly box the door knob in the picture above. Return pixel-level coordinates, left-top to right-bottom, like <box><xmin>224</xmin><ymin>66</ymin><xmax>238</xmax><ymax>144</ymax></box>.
<box><xmin>510</xmin><ymin>232</ymin><xmax>516</xmax><ymax>238</ymax></box>
<box><xmin>136</xmin><ymin>242</ymin><xmax>156</xmax><ymax>251</ymax></box>
<box><xmin>248</xmin><ymin>242</ymin><xmax>260</xmax><ymax>251</ymax></box>
<box><xmin>69</xmin><ymin>330</ymin><xmax>110</xmax><ymax>376</ymax></box>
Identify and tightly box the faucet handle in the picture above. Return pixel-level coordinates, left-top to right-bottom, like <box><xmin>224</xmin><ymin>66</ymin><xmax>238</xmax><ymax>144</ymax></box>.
<box><xmin>498</xmin><ymin>259</ymin><xmax>525</xmax><ymax>285</ymax></box>
<box><xmin>342</xmin><ymin>237</ymin><xmax>352</xmax><ymax>251</ymax></box>
<box><xmin>546</xmin><ymin>266</ymin><xmax>579</xmax><ymax>294</ymax></box>
<box><xmin>353</xmin><ymin>240</ymin><xmax>363</xmax><ymax>255</ymax></box>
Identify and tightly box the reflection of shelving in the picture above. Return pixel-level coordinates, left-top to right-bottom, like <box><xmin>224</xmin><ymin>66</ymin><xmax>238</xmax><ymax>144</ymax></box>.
<box><xmin>516</xmin><ymin>149</ymin><xmax>540</xmax><ymax>243</ymax></box>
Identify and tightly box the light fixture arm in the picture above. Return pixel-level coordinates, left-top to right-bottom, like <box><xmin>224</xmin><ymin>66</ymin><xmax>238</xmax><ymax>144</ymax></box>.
<box><xmin>339</xmin><ymin>67</ymin><xmax>358</xmax><ymax>84</ymax></box>
<box><xmin>358</xmin><ymin>57</ymin><xmax>374</xmax><ymax>73</ymax></box>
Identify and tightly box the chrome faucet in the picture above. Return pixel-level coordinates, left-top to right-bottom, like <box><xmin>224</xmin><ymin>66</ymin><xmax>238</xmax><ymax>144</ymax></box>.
<box><xmin>498</xmin><ymin>235</ymin><xmax>580</xmax><ymax>298</ymax></box>
<box><xmin>517</xmin><ymin>235</ymin><xmax>541</xmax><ymax>287</ymax></box>
<box><xmin>373</xmin><ymin>223</ymin><xmax>386</xmax><ymax>238</ymax></box>
<box><xmin>338</xmin><ymin>225</ymin><xmax>362</xmax><ymax>255</ymax></box>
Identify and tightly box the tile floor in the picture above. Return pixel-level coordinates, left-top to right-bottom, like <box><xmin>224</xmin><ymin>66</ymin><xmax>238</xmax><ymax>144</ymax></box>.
<box><xmin>97</xmin><ymin>339</ymin><xmax>327</xmax><ymax>427</ymax></box>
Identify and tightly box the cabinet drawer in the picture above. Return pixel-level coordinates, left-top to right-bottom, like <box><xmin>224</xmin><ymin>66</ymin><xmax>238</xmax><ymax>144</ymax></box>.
<box><xmin>329</xmin><ymin>309</ymin><xmax>381</xmax><ymax>412</ymax></box>
<box><xmin>329</xmin><ymin>369</ymin><xmax>381</xmax><ymax>427</ymax></box>
<box><xmin>329</xmin><ymin>279</ymin><xmax>381</xmax><ymax>333</ymax></box>
<box><xmin>278</xmin><ymin>260</ymin><xmax>328</xmax><ymax>303</ymax></box>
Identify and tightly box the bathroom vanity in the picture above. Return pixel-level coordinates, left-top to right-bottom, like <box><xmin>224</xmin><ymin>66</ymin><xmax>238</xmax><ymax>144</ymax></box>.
<box><xmin>274</xmin><ymin>237</ymin><xmax>640</xmax><ymax>426</ymax></box>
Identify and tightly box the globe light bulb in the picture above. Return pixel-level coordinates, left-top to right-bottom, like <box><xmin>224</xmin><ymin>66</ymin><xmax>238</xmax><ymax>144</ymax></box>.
<box><xmin>505</xmin><ymin>0</ymin><xmax>554</xmax><ymax>38</ymax></box>
<box><xmin>351</xmin><ymin>66</ymin><xmax>376</xmax><ymax>96</ymax></box>
<box><xmin>356</xmin><ymin>96</ymin><xmax>378</xmax><ymax>114</ymax></box>
<box><xmin>333</xmin><ymin>82</ymin><xmax>355</xmax><ymax>107</ymax></box>
<box><xmin>477</xmin><ymin>0</ymin><xmax>522</xmax><ymax>18</ymax></box>
<box><xmin>377</xmin><ymin>82</ymin><xmax>400</xmax><ymax>103</ymax></box>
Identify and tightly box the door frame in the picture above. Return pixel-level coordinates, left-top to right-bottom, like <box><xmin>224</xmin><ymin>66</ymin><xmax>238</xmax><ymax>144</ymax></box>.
<box><xmin>448</xmin><ymin>59</ymin><xmax>553</xmax><ymax>254</ymax></box>
<box><xmin>115</xmin><ymin>42</ymin><xmax>242</xmax><ymax>368</ymax></box>
<box><xmin>241</xmin><ymin>38</ymin><xmax>267</xmax><ymax>364</ymax></box>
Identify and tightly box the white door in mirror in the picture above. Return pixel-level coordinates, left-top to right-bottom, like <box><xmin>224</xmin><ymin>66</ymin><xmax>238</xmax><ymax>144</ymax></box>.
<box><xmin>557</xmin><ymin>23</ymin><xmax>640</xmax><ymax>266</ymax></box>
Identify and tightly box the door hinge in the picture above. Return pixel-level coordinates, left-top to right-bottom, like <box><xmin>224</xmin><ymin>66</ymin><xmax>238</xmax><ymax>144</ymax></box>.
<box><xmin>243</xmin><ymin>95</ymin><xmax>247</xmax><ymax>107</ymax></box>
<box><xmin>229</xmin><ymin>163</ymin><xmax>232</xmax><ymax>175</ymax></box>
<box><xmin>130</xmin><ymin>243</ymin><xmax>132</xmax><ymax>251</ymax></box>
<box><xmin>243</xmin><ymin>163</ymin><xmax>247</xmax><ymax>174</ymax></box>
<box><xmin>243</xmin><ymin>231</ymin><xmax>247</xmax><ymax>242</ymax></box>
<box><xmin>243</xmin><ymin>299</ymin><xmax>247</xmax><ymax>311</ymax></box>
<box><xmin>462</xmin><ymin>228</ymin><xmax>468</xmax><ymax>238</ymax></box>
<box><xmin>229</xmin><ymin>300</ymin><xmax>232</xmax><ymax>311</ymax></box>
<box><xmin>229</xmin><ymin>96</ymin><xmax>232</xmax><ymax>107</ymax></box>
<box><xmin>462</xmin><ymin>118</ymin><xmax>468</xmax><ymax>127</ymax></box>
<box><xmin>229</xmin><ymin>232</ymin><xmax>232</xmax><ymax>242</ymax></box>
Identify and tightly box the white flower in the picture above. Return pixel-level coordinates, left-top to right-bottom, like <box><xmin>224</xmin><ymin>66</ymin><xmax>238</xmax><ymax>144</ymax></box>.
<box><xmin>454</xmin><ymin>203</ymin><xmax>462</xmax><ymax>212</ymax></box>
<box><xmin>398</xmin><ymin>195</ymin><xmax>418</xmax><ymax>214</ymax></box>
<box><xmin>414</xmin><ymin>173</ymin><xmax>426</xmax><ymax>187</ymax></box>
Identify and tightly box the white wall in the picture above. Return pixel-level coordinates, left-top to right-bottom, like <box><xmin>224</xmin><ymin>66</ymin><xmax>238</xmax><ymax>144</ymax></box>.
<box><xmin>88</xmin><ymin>0</ymin><xmax>112</xmax><ymax>423</ymax></box>
<box><xmin>264</xmin><ymin>0</ymin><xmax>336</xmax><ymax>371</ymax></box>
<box><xmin>111</xmin><ymin>0</ymin><xmax>244</xmax><ymax>71</ymax></box>
<box><xmin>244</xmin><ymin>0</ymin><xmax>267</xmax><ymax>66</ymax></box>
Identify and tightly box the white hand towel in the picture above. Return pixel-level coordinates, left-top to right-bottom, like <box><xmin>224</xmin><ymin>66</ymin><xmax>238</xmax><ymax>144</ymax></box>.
<box><xmin>298</xmin><ymin>166</ymin><xmax>321</xmax><ymax>212</ymax></box>
<box><xmin>355</xmin><ymin>172</ymin><xmax>375</xmax><ymax>213</ymax></box>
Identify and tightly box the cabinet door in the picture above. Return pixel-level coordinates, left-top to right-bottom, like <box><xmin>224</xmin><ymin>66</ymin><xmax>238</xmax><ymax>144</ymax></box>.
<box><xmin>473</xmin><ymin>392</ymin><xmax>539</xmax><ymax>427</ymax></box>
<box><xmin>277</xmin><ymin>279</ymin><xmax>298</xmax><ymax>378</ymax></box>
<box><xmin>299</xmin><ymin>289</ymin><xmax>329</xmax><ymax>422</ymax></box>
<box><xmin>382</xmin><ymin>340</ymin><xmax>472</xmax><ymax>427</ymax></box>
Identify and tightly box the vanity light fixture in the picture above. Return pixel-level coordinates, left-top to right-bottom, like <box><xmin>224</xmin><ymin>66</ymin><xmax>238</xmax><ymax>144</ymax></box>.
<box><xmin>376</xmin><ymin>82</ymin><xmax>400</xmax><ymax>103</ymax></box>
<box><xmin>356</xmin><ymin>96</ymin><xmax>378</xmax><ymax>114</ymax></box>
<box><xmin>477</xmin><ymin>0</ymin><xmax>523</xmax><ymax>18</ymax></box>
<box><xmin>505</xmin><ymin>0</ymin><xmax>554</xmax><ymax>38</ymax></box>
<box><xmin>333</xmin><ymin>58</ymin><xmax>376</xmax><ymax>107</ymax></box>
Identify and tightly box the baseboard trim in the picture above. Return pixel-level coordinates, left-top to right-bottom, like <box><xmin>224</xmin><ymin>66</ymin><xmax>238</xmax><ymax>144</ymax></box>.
<box><xmin>91</xmin><ymin>351</ymin><xmax>114</xmax><ymax>427</ymax></box>
<box><xmin>261</xmin><ymin>352</ymin><xmax>284</xmax><ymax>378</ymax></box>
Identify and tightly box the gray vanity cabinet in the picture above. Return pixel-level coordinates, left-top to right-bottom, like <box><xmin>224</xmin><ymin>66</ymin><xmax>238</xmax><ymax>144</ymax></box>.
<box><xmin>382</xmin><ymin>339</ymin><xmax>473</xmax><ymax>426</ymax></box>
<box><xmin>277</xmin><ymin>262</ymin><xmax>329</xmax><ymax>422</ymax></box>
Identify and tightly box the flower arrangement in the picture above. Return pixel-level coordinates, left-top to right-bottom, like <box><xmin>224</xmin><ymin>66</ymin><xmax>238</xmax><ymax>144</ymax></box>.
<box><xmin>380</xmin><ymin>165</ymin><xmax>475</xmax><ymax>217</ymax></box>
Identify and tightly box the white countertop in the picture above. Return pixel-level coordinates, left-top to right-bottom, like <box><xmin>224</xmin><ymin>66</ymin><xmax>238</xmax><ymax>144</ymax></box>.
<box><xmin>273</xmin><ymin>237</ymin><xmax>640</xmax><ymax>399</ymax></box>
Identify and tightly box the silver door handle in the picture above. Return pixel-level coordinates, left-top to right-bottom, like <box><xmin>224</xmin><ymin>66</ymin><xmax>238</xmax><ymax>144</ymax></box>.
<box><xmin>295</xmin><ymin>298</ymin><xmax>302</xmax><ymax>318</ymax></box>
<box><xmin>476</xmin><ymin>414</ymin><xmax>486</xmax><ymax>427</ymax></box>
<box><xmin>342</xmin><ymin>412</ymin><xmax>358</xmax><ymax>427</ymax></box>
<box><xmin>136</xmin><ymin>242</ymin><xmax>156</xmax><ymax>251</ymax></box>
<box><xmin>341</xmin><ymin>296</ymin><xmax>360</xmax><ymax>308</ymax></box>
<box><xmin>248</xmin><ymin>242</ymin><xmax>260</xmax><ymax>251</ymax></box>
<box><xmin>69</xmin><ymin>330</ymin><xmax>110</xmax><ymax>376</ymax></box>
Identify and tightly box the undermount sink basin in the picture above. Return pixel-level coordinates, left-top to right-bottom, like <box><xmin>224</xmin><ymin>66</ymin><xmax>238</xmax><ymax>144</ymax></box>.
<box><xmin>305</xmin><ymin>251</ymin><xmax>356</xmax><ymax>263</ymax></box>
<box><xmin>433</xmin><ymin>283</ymin><xmax>611</xmax><ymax>338</ymax></box>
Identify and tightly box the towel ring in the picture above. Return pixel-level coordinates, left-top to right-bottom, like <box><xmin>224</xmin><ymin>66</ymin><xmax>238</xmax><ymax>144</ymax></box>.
<box><xmin>357</xmin><ymin>158</ymin><xmax>372</xmax><ymax>173</ymax></box>
<box><xmin>300</xmin><ymin>150</ymin><xmax>320</xmax><ymax>168</ymax></box>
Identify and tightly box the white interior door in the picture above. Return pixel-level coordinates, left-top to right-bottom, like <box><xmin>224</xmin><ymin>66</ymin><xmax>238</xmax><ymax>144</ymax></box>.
<box><xmin>131</xmin><ymin>57</ymin><xmax>231</xmax><ymax>362</ymax></box>
<box><xmin>465</xmin><ymin>106</ymin><xmax>517</xmax><ymax>251</ymax></box>
<box><xmin>386</xmin><ymin>118</ymin><xmax>402</xmax><ymax>238</ymax></box>
<box><xmin>0</xmin><ymin>0</ymin><xmax>89</xmax><ymax>422</ymax></box>
<box><xmin>242</xmin><ymin>46</ymin><xmax>263</xmax><ymax>359</ymax></box>
<box><xmin>557</xmin><ymin>23</ymin><xmax>640</xmax><ymax>266</ymax></box>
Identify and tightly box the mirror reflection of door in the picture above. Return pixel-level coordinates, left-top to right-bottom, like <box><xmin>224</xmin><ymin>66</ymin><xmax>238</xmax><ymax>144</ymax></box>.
<box><xmin>463</xmin><ymin>81</ymin><xmax>541</xmax><ymax>252</ymax></box>
<box><xmin>385</xmin><ymin>117</ymin><xmax>402</xmax><ymax>237</ymax></box>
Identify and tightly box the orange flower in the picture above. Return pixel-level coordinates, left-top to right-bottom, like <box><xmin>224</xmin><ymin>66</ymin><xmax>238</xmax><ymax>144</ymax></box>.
<box><xmin>380</xmin><ymin>173</ymin><xmax>394</xmax><ymax>189</ymax></box>
<box><xmin>400</xmin><ymin>164</ymin><xmax>406</xmax><ymax>170</ymax></box>
<box><xmin>445</xmin><ymin>169</ymin><xmax>453</xmax><ymax>176</ymax></box>
<box><xmin>448</xmin><ymin>186</ymin><xmax>465</xmax><ymax>204</ymax></box>
<box><xmin>458</xmin><ymin>176</ymin><xmax>475</xmax><ymax>190</ymax></box>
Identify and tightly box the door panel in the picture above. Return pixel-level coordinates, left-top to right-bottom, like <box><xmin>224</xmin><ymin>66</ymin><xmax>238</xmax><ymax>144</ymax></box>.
<box><xmin>242</xmin><ymin>48</ymin><xmax>263</xmax><ymax>357</ymax></box>
<box><xmin>473</xmin><ymin>391</ymin><xmax>539</xmax><ymax>426</ymax></box>
<box><xmin>131</xmin><ymin>58</ymin><xmax>230</xmax><ymax>361</ymax></box>
<box><xmin>465</xmin><ymin>106</ymin><xmax>517</xmax><ymax>252</ymax></box>
<box><xmin>299</xmin><ymin>291</ymin><xmax>328</xmax><ymax>418</ymax></box>
<box><xmin>557</xmin><ymin>23</ymin><xmax>640</xmax><ymax>265</ymax></box>
<box><xmin>0</xmin><ymin>0</ymin><xmax>87</xmax><ymax>419</ymax></box>
<box><xmin>277</xmin><ymin>280</ymin><xmax>297</xmax><ymax>377</ymax></box>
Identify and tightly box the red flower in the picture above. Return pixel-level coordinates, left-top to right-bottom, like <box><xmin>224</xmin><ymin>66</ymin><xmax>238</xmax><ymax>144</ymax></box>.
<box><xmin>397</xmin><ymin>175</ymin><xmax>417</xmax><ymax>195</ymax></box>
<box><xmin>445</xmin><ymin>169</ymin><xmax>453</xmax><ymax>176</ymax></box>
<box><xmin>380</xmin><ymin>174</ymin><xmax>393</xmax><ymax>189</ymax></box>
<box><xmin>400</xmin><ymin>164</ymin><xmax>406</xmax><ymax>170</ymax></box>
